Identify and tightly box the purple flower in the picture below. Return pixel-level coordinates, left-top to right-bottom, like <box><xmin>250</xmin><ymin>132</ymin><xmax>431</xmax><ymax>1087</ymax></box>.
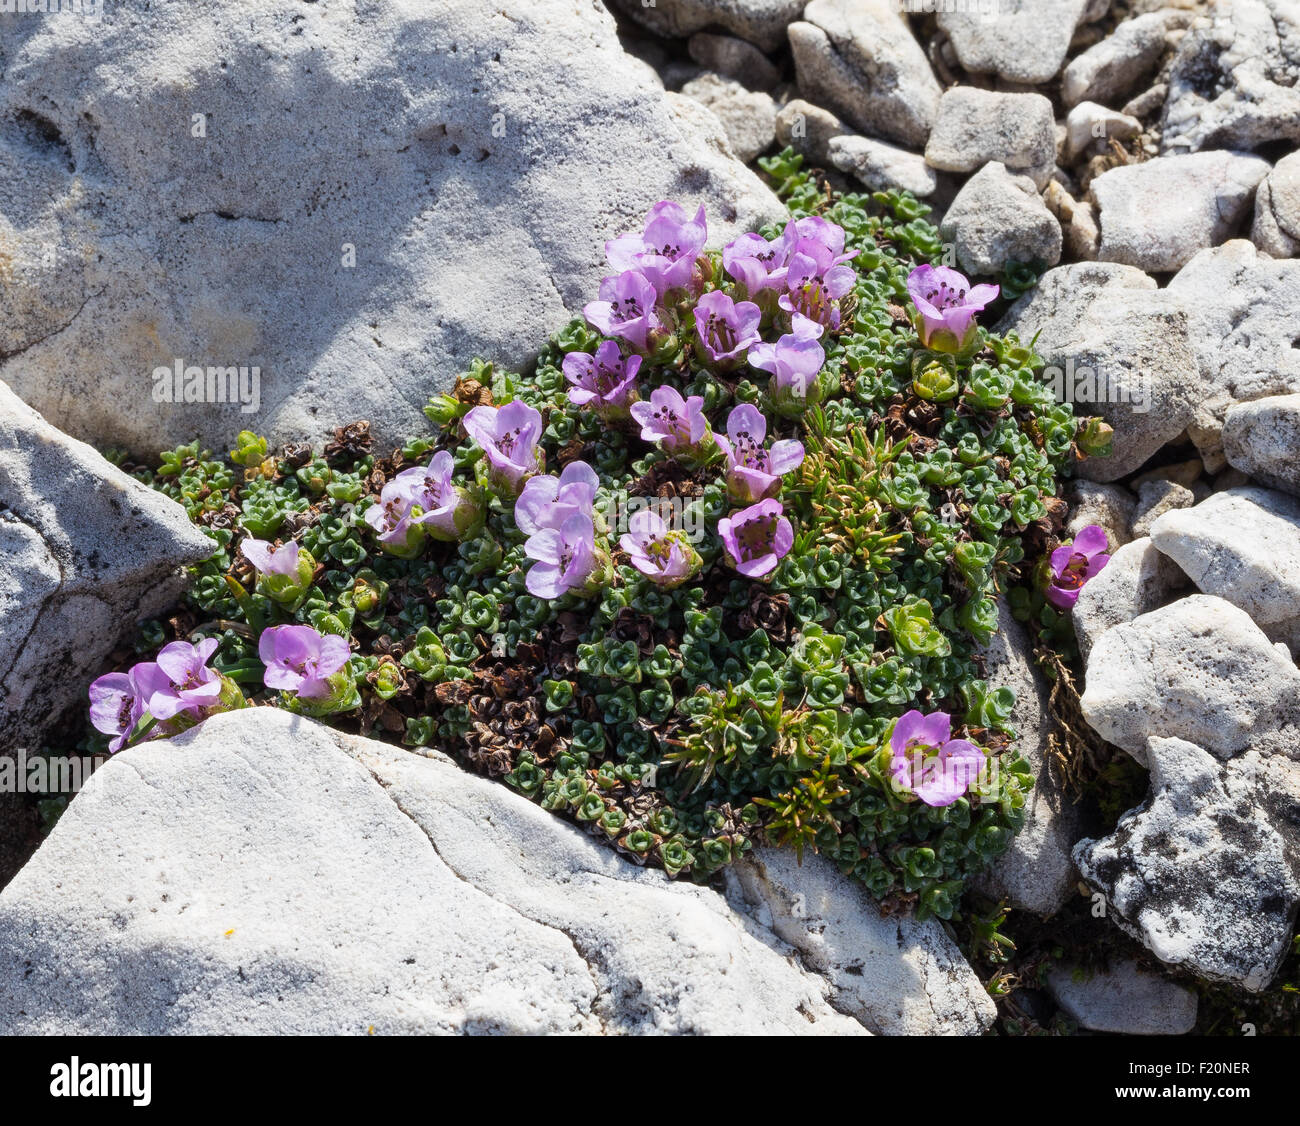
<box><xmin>258</xmin><ymin>625</ymin><xmax>352</xmax><ymax>700</ymax></box>
<box><xmin>515</xmin><ymin>461</ymin><xmax>599</xmax><ymax>536</ymax></box>
<box><xmin>240</xmin><ymin>538</ymin><xmax>301</xmax><ymax>577</ymax></box>
<box><xmin>717</xmin><ymin>497</ymin><xmax>794</xmax><ymax>579</ymax></box>
<box><xmin>582</xmin><ymin>269</ymin><xmax>664</xmax><ymax>355</ymax></box>
<box><xmin>606</xmin><ymin>201</ymin><xmax>707</xmax><ymax>296</ymax></box>
<box><xmin>790</xmin><ymin>215</ymin><xmax>851</xmax><ymax>260</ymax></box>
<box><xmin>136</xmin><ymin>639</ymin><xmax>223</xmax><ymax>722</ymax></box>
<box><xmin>889</xmin><ymin>709</ymin><xmax>986</xmax><ymax>807</ymax></box>
<box><xmin>629</xmin><ymin>386</ymin><xmax>713</xmax><ymax>461</ymax></box>
<box><xmin>365</xmin><ymin>483</ymin><xmax>422</xmax><ymax>556</ymax></box>
<box><xmin>619</xmin><ymin>508</ymin><xmax>702</xmax><ymax>589</ymax></box>
<box><xmin>778</xmin><ymin>237</ymin><xmax>856</xmax><ymax>329</ymax></box>
<box><xmin>1046</xmin><ymin>524</ymin><xmax>1111</xmax><ymax>609</ymax></box>
<box><xmin>88</xmin><ymin>670</ymin><xmax>146</xmax><ymax>752</ymax></box>
<box><xmin>722</xmin><ymin>223</ymin><xmax>796</xmax><ymax>294</ymax></box>
<box><xmin>562</xmin><ymin>342</ymin><xmax>641</xmax><ymax>417</ymax></box>
<box><xmin>693</xmin><ymin>290</ymin><xmax>762</xmax><ymax>368</ymax></box>
<box><xmin>388</xmin><ymin>450</ymin><xmax>482</xmax><ymax>541</ymax></box>
<box><xmin>524</xmin><ymin>512</ymin><xmax>605</xmax><ymax>599</ymax></box>
<box><xmin>463</xmin><ymin>400</ymin><xmax>545</xmax><ymax>495</ymax></box>
<box><xmin>906</xmin><ymin>264</ymin><xmax>1000</xmax><ymax>354</ymax></box>
<box><xmin>747</xmin><ymin>313</ymin><xmax>827</xmax><ymax>416</ymax></box>
<box><xmin>714</xmin><ymin>403</ymin><xmax>805</xmax><ymax>504</ymax></box>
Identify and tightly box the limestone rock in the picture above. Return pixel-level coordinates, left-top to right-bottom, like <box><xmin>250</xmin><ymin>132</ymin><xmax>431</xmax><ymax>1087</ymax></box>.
<box><xmin>925</xmin><ymin>87</ymin><xmax>1057</xmax><ymax>189</ymax></box>
<box><xmin>1071</xmin><ymin>537</ymin><xmax>1187</xmax><ymax>660</ymax></box>
<box><xmin>940</xmin><ymin>162</ymin><xmax>1062</xmax><ymax>275</ymax></box>
<box><xmin>1252</xmin><ymin>150</ymin><xmax>1300</xmax><ymax>255</ymax></box>
<box><xmin>1045</xmin><ymin>959</ymin><xmax>1198</xmax><ymax>1034</ymax></box>
<box><xmin>680</xmin><ymin>73</ymin><xmax>777</xmax><ymax>162</ymax></box>
<box><xmin>937</xmin><ymin>0</ymin><xmax>1093</xmax><ymax>85</ymax></box>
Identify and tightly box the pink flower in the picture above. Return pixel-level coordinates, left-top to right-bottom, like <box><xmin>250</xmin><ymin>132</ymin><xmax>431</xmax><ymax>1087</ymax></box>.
<box><xmin>714</xmin><ymin>403</ymin><xmax>805</xmax><ymax>504</ymax></box>
<box><xmin>1046</xmin><ymin>525</ymin><xmax>1111</xmax><ymax>609</ymax></box>
<box><xmin>259</xmin><ymin>625</ymin><xmax>351</xmax><ymax>700</ymax></box>
<box><xmin>906</xmin><ymin>264</ymin><xmax>1000</xmax><ymax>354</ymax></box>
<box><xmin>717</xmin><ymin>497</ymin><xmax>794</xmax><ymax>579</ymax></box>
<box><xmin>605</xmin><ymin>200</ymin><xmax>708</xmax><ymax>296</ymax></box>
<box><xmin>889</xmin><ymin>709</ymin><xmax>986</xmax><ymax>807</ymax></box>
<box><xmin>562</xmin><ymin>341</ymin><xmax>641</xmax><ymax>417</ymax></box>
<box><xmin>693</xmin><ymin>289</ymin><xmax>762</xmax><ymax>369</ymax></box>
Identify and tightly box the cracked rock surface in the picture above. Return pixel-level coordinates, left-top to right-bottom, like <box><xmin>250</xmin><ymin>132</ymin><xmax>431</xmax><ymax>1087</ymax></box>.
<box><xmin>0</xmin><ymin>0</ymin><xmax>781</xmax><ymax>458</ymax></box>
<box><xmin>0</xmin><ymin>710</ymin><xmax>880</xmax><ymax>1034</ymax></box>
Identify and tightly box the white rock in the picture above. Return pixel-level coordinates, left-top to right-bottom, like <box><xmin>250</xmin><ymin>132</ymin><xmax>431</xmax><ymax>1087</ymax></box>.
<box><xmin>789</xmin><ymin>0</ymin><xmax>941</xmax><ymax>148</ymax></box>
<box><xmin>1222</xmin><ymin>393</ymin><xmax>1300</xmax><ymax>496</ymax></box>
<box><xmin>998</xmin><ymin>263</ymin><xmax>1199</xmax><ymax>482</ymax></box>
<box><xmin>1150</xmin><ymin>486</ymin><xmax>1300</xmax><ymax>645</ymax></box>
<box><xmin>1130</xmin><ymin>478</ymin><xmax>1196</xmax><ymax>539</ymax></box>
<box><xmin>1066</xmin><ymin>479</ymin><xmax>1138</xmax><ymax>548</ymax></box>
<box><xmin>937</xmin><ymin>0</ymin><xmax>1093</xmax><ymax>84</ymax></box>
<box><xmin>775</xmin><ymin>97</ymin><xmax>850</xmax><ymax>163</ymax></box>
<box><xmin>726</xmin><ymin>847</ymin><xmax>996</xmax><ymax>1034</ymax></box>
<box><xmin>1063</xmin><ymin>102</ymin><xmax>1143</xmax><ymax>164</ymax></box>
<box><xmin>971</xmin><ymin>600</ymin><xmax>1083</xmax><ymax>918</ymax></box>
<box><xmin>1071</xmin><ymin>537</ymin><xmax>1187</xmax><ymax>660</ymax></box>
<box><xmin>925</xmin><ymin>87</ymin><xmax>1057</xmax><ymax>189</ymax></box>
<box><xmin>0</xmin><ymin>0</ymin><xmax>782</xmax><ymax>458</ymax></box>
<box><xmin>610</xmin><ymin>0</ymin><xmax>805</xmax><ymax>52</ymax></box>
<box><xmin>0</xmin><ymin>710</ymin><xmax>869</xmax><ymax>1035</ymax></box>
<box><xmin>827</xmin><ymin>134</ymin><xmax>937</xmax><ymax>197</ymax></box>
<box><xmin>1252</xmin><ymin>150</ymin><xmax>1300</xmax><ymax>255</ymax></box>
<box><xmin>1046</xmin><ymin>959</ymin><xmax>1199</xmax><ymax>1035</ymax></box>
<box><xmin>1074</xmin><ymin>736</ymin><xmax>1300</xmax><ymax>991</ymax></box>
<box><xmin>1092</xmin><ymin>152</ymin><xmax>1271</xmax><ymax>273</ymax></box>
<box><xmin>1162</xmin><ymin>0</ymin><xmax>1300</xmax><ymax>154</ymax></box>
<box><xmin>687</xmin><ymin>32</ymin><xmax>783</xmax><ymax>90</ymax></box>
<box><xmin>1168</xmin><ymin>243</ymin><xmax>1300</xmax><ymax>471</ymax></box>
<box><xmin>0</xmin><ymin>380</ymin><xmax>214</xmax><ymax>754</ymax></box>
<box><xmin>680</xmin><ymin>73</ymin><xmax>777</xmax><ymax>162</ymax></box>
<box><xmin>940</xmin><ymin>162</ymin><xmax>1062</xmax><ymax>275</ymax></box>
<box><xmin>1061</xmin><ymin>11</ymin><xmax>1185</xmax><ymax>108</ymax></box>
<box><xmin>1080</xmin><ymin>595</ymin><xmax>1300</xmax><ymax>762</ymax></box>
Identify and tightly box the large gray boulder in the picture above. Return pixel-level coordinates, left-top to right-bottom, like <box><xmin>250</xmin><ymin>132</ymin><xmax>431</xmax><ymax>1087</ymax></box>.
<box><xmin>1074</xmin><ymin>735</ymin><xmax>1300</xmax><ymax>991</ymax></box>
<box><xmin>1061</xmin><ymin>10</ymin><xmax>1189</xmax><ymax>109</ymax></box>
<box><xmin>1092</xmin><ymin>152</ymin><xmax>1271</xmax><ymax>273</ymax></box>
<box><xmin>726</xmin><ymin>847</ymin><xmax>996</xmax><ymax>1034</ymax></box>
<box><xmin>0</xmin><ymin>0</ymin><xmax>782</xmax><ymax>459</ymax></box>
<box><xmin>925</xmin><ymin>88</ymin><xmax>1057</xmax><ymax>189</ymax></box>
<box><xmin>1045</xmin><ymin>959</ymin><xmax>1199</xmax><ymax>1035</ymax></box>
<box><xmin>0</xmin><ymin>380</ymin><xmax>212</xmax><ymax>885</ymax></box>
<box><xmin>1167</xmin><ymin>242</ymin><xmax>1300</xmax><ymax>472</ymax></box>
<box><xmin>0</xmin><ymin>710</ymin><xmax>870</xmax><ymax>1035</ymax></box>
<box><xmin>1080</xmin><ymin>595</ymin><xmax>1300</xmax><ymax>763</ymax></box>
<box><xmin>788</xmin><ymin>0</ymin><xmax>941</xmax><ymax>148</ymax></box>
<box><xmin>940</xmin><ymin>162</ymin><xmax>1062</xmax><ymax>276</ymax></box>
<box><xmin>998</xmin><ymin>262</ymin><xmax>1198</xmax><ymax>482</ymax></box>
<box><xmin>1252</xmin><ymin>150</ymin><xmax>1300</xmax><ymax>255</ymax></box>
<box><xmin>1161</xmin><ymin>0</ymin><xmax>1300</xmax><ymax>154</ymax></box>
<box><xmin>937</xmin><ymin>0</ymin><xmax>1094</xmax><ymax>85</ymax></box>
<box><xmin>1150</xmin><ymin>487</ymin><xmax>1300</xmax><ymax>646</ymax></box>
<box><xmin>1222</xmin><ymin>393</ymin><xmax>1300</xmax><ymax>495</ymax></box>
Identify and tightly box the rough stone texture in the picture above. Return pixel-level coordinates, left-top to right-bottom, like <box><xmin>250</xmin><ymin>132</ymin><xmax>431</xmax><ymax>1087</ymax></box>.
<box><xmin>828</xmin><ymin>134</ymin><xmax>937</xmax><ymax>197</ymax></box>
<box><xmin>610</xmin><ymin>0</ymin><xmax>805</xmax><ymax>52</ymax></box>
<box><xmin>774</xmin><ymin>97</ymin><xmax>848</xmax><ymax>163</ymax></box>
<box><xmin>1168</xmin><ymin>243</ymin><xmax>1300</xmax><ymax>472</ymax></box>
<box><xmin>1150</xmin><ymin>486</ymin><xmax>1300</xmax><ymax>645</ymax></box>
<box><xmin>789</xmin><ymin>0</ymin><xmax>941</xmax><ymax>147</ymax></box>
<box><xmin>1045</xmin><ymin>959</ymin><xmax>1198</xmax><ymax>1034</ymax></box>
<box><xmin>970</xmin><ymin>600</ymin><xmax>1083</xmax><ymax>918</ymax></box>
<box><xmin>0</xmin><ymin>379</ymin><xmax>214</xmax><ymax>753</ymax></box>
<box><xmin>1062</xmin><ymin>11</ymin><xmax>1185</xmax><ymax>108</ymax></box>
<box><xmin>1065</xmin><ymin>479</ymin><xmax>1138</xmax><ymax>548</ymax></box>
<box><xmin>937</xmin><ymin>0</ymin><xmax>1093</xmax><ymax>84</ymax></box>
<box><xmin>1131</xmin><ymin>479</ymin><xmax>1196</xmax><ymax>538</ymax></box>
<box><xmin>1222</xmin><ymin>393</ymin><xmax>1300</xmax><ymax>496</ymax></box>
<box><xmin>0</xmin><ymin>0</ymin><xmax>783</xmax><ymax>458</ymax></box>
<box><xmin>680</xmin><ymin>73</ymin><xmax>777</xmax><ymax>162</ymax></box>
<box><xmin>925</xmin><ymin>88</ymin><xmax>1056</xmax><ymax>189</ymax></box>
<box><xmin>726</xmin><ymin>847</ymin><xmax>996</xmax><ymax>1035</ymax></box>
<box><xmin>1063</xmin><ymin>102</ymin><xmax>1143</xmax><ymax>163</ymax></box>
<box><xmin>1080</xmin><ymin>595</ymin><xmax>1300</xmax><ymax>762</ymax></box>
<box><xmin>687</xmin><ymin>32</ymin><xmax>783</xmax><ymax>90</ymax></box>
<box><xmin>1161</xmin><ymin>0</ymin><xmax>1300</xmax><ymax>154</ymax></box>
<box><xmin>1092</xmin><ymin>152</ymin><xmax>1271</xmax><ymax>272</ymax></box>
<box><xmin>1071</xmin><ymin>537</ymin><xmax>1188</xmax><ymax>660</ymax></box>
<box><xmin>1074</xmin><ymin>735</ymin><xmax>1300</xmax><ymax>991</ymax></box>
<box><xmin>940</xmin><ymin>162</ymin><xmax>1063</xmax><ymax>275</ymax></box>
<box><xmin>1252</xmin><ymin>149</ymin><xmax>1300</xmax><ymax>255</ymax></box>
<box><xmin>0</xmin><ymin>710</ymin><xmax>870</xmax><ymax>1035</ymax></box>
<box><xmin>998</xmin><ymin>262</ymin><xmax>1198</xmax><ymax>482</ymax></box>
